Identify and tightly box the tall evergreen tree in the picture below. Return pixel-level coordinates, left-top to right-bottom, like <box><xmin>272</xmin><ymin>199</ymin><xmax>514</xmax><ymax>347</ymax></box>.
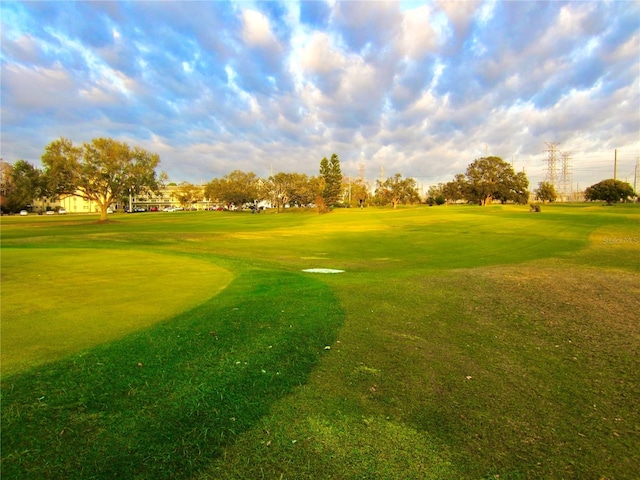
<box><xmin>319</xmin><ymin>153</ymin><xmax>342</xmax><ymax>209</ymax></box>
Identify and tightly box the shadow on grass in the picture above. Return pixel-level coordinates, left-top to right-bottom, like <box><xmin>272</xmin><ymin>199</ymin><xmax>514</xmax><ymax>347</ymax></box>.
<box><xmin>1</xmin><ymin>269</ymin><xmax>343</xmax><ymax>479</ymax></box>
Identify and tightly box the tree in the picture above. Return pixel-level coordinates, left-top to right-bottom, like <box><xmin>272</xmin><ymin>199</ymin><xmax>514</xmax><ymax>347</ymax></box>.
<box><xmin>175</xmin><ymin>182</ymin><xmax>203</xmax><ymax>209</ymax></box>
<box><xmin>464</xmin><ymin>156</ymin><xmax>530</xmax><ymax>205</ymax></box>
<box><xmin>344</xmin><ymin>178</ymin><xmax>369</xmax><ymax>207</ymax></box>
<box><xmin>535</xmin><ymin>181</ymin><xmax>557</xmax><ymax>203</ymax></box>
<box><xmin>265</xmin><ymin>172</ymin><xmax>296</xmax><ymax>212</ymax></box>
<box><xmin>319</xmin><ymin>153</ymin><xmax>342</xmax><ymax>211</ymax></box>
<box><xmin>289</xmin><ymin>174</ymin><xmax>321</xmax><ymax>208</ymax></box>
<box><xmin>205</xmin><ymin>170</ymin><xmax>258</xmax><ymax>209</ymax></box>
<box><xmin>6</xmin><ymin>160</ymin><xmax>44</xmax><ymax>213</ymax></box>
<box><xmin>0</xmin><ymin>159</ymin><xmax>13</xmax><ymax>212</ymax></box>
<box><xmin>426</xmin><ymin>184</ymin><xmax>447</xmax><ymax>206</ymax></box>
<box><xmin>375</xmin><ymin>173</ymin><xmax>420</xmax><ymax>208</ymax></box>
<box><xmin>501</xmin><ymin>170</ymin><xmax>530</xmax><ymax>205</ymax></box>
<box><xmin>41</xmin><ymin>137</ymin><xmax>162</xmax><ymax>221</ymax></box>
<box><xmin>204</xmin><ymin>178</ymin><xmax>222</xmax><ymax>205</ymax></box>
<box><xmin>442</xmin><ymin>174</ymin><xmax>467</xmax><ymax>203</ymax></box>
<box><xmin>585</xmin><ymin>179</ymin><xmax>635</xmax><ymax>204</ymax></box>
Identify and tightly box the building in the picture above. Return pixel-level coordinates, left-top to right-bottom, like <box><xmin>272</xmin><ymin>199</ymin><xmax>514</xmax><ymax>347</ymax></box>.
<box><xmin>128</xmin><ymin>184</ymin><xmax>212</xmax><ymax>211</ymax></box>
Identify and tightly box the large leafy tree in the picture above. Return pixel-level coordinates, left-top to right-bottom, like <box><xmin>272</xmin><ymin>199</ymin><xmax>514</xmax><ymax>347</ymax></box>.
<box><xmin>290</xmin><ymin>174</ymin><xmax>322</xmax><ymax>208</ymax></box>
<box><xmin>496</xmin><ymin>170</ymin><xmax>529</xmax><ymax>204</ymax></box>
<box><xmin>464</xmin><ymin>156</ymin><xmax>530</xmax><ymax>206</ymax></box>
<box><xmin>4</xmin><ymin>160</ymin><xmax>44</xmax><ymax>212</ymax></box>
<box><xmin>265</xmin><ymin>172</ymin><xmax>296</xmax><ymax>212</ymax></box>
<box><xmin>442</xmin><ymin>174</ymin><xmax>467</xmax><ymax>203</ymax></box>
<box><xmin>535</xmin><ymin>181</ymin><xmax>557</xmax><ymax>203</ymax></box>
<box><xmin>319</xmin><ymin>154</ymin><xmax>342</xmax><ymax>210</ymax></box>
<box><xmin>585</xmin><ymin>179</ymin><xmax>635</xmax><ymax>204</ymax></box>
<box><xmin>41</xmin><ymin>137</ymin><xmax>162</xmax><ymax>221</ymax></box>
<box><xmin>375</xmin><ymin>173</ymin><xmax>420</xmax><ymax>208</ymax></box>
<box><xmin>205</xmin><ymin>170</ymin><xmax>258</xmax><ymax>209</ymax></box>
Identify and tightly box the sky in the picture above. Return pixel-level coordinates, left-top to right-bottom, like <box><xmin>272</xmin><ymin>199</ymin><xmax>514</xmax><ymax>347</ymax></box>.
<box><xmin>1</xmin><ymin>0</ymin><xmax>639</xmax><ymax>190</ymax></box>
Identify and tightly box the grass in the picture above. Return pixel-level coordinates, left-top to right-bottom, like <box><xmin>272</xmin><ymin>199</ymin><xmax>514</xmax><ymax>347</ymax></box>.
<box><xmin>1</xmin><ymin>248</ymin><xmax>232</xmax><ymax>375</ymax></box>
<box><xmin>1</xmin><ymin>204</ymin><xmax>639</xmax><ymax>479</ymax></box>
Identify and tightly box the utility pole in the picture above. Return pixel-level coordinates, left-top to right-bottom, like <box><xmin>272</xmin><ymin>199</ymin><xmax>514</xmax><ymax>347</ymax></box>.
<box><xmin>560</xmin><ymin>151</ymin><xmax>572</xmax><ymax>202</ymax></box>
<box><xmin>614</xmin><ymin>149</ymin><xmax>617</xmax><ymax>180</ymax></box>
<box><xmin>634</xmin><ymin>157</ymin><xmax>639</xmax><ymax>194</ymax></box>
<box><xmin>380</xmin><ymin>164</ymin><xmax>384</xmax><ymax>183</ymax></box>
<box><xmin>544</xmin><ymin>142</ymin><xmax>560</xmax><ymax>192</ymax></box>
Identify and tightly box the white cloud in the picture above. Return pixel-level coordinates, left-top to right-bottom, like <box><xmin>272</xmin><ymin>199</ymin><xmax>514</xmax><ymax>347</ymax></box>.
<box><xmin>399</xmin><ymin>4</ymin><xmax>440</xmax><ymax>59</ymax></box>
<box><xmin>0</xmin><ymin>0</ymin><xmax>637</xmax><ymax>189</ymax></box>
<box><xmin>241</xmin><ymin>9</ymin><xmax>278</xmax><ymax>49</ymax></box>
<box><xmin>3</xmin><ymin>63</ymin><xmax>76</xmax><ymax>109</ymax></box>
<box><xmin>300</xmin><ymin>32</ymin><xmax>344</xmax><ymax>75</ymax></box>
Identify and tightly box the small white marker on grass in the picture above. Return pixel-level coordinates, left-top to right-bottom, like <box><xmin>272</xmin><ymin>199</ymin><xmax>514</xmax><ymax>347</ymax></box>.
<box><xmin>302</xmin><ymin>268</ymin><xmax>345</xmax><ymax>274</ymax></box>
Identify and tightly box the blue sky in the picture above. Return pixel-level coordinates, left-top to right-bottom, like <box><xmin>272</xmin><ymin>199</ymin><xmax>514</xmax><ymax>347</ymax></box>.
<box><xmin>1</xmin><ymin>1</ymin><xmax>639</xmax><ymax>188</ymax></box>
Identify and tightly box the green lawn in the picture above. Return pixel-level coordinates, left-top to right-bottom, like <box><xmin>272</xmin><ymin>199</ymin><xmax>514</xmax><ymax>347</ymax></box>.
<box><xmin>1</xmin><ymin>205</ymin><xmax>638</xmax><ymax>479</ymax></box>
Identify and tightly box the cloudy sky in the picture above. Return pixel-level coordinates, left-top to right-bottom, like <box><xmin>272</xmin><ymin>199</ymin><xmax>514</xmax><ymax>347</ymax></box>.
<box><xmin>1</xmin><ymin>1</ymin><xmax>639</xmax><ymax>189</ymax></box>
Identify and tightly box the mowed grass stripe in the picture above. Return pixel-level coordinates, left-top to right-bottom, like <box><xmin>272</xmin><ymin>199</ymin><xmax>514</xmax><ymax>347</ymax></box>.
<box><xmin>1</xmin><ymin>269</ymin><xmax>344</xmax><ymax>479</ymax></box>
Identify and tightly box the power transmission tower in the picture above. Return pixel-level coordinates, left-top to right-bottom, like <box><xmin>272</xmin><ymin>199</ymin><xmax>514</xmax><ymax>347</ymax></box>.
<box><xmin>560</xmin><ymin>151</ymin><xmax>572</xmax><ymax>202</ymax></box>
<box><xmin>359</xmin><ymin>163</ymin><xmax>365</xmax><ymax>182</ymax></box>
<box><xmin>544</xmin><ymin>142</ymin><xmax>560</xmax><ymax>192</ymax></box>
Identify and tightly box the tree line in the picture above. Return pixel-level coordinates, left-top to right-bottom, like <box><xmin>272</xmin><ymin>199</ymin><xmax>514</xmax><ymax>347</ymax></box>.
<box><xmin>1</xmin><ymin>138</ymin><xmax>636</xmax><ymax>218</ymax></box>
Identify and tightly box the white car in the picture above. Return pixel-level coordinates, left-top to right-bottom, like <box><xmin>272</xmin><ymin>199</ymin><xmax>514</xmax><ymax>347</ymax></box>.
<box><xmin>19</xmin><ymin>210</ymin><xmax>28</xmax><ymax>216</ymax></box>
<box><xmin>58</xmin><ymin>208</ymin><xmax>67</xmax><ymax>214</ymax></box>
<box><xmin>46</xmin><ymin>210</ymin><xmax>55</xmax><ymax>215</ymax></box>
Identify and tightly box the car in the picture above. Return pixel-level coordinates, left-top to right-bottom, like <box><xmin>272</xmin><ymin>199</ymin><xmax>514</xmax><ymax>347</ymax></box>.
<box><xmin>19</xmin><ymin>210</ymin><xmax>28</xmax><ymax>216</ymax></box>
<box><xmin>133</xmin><ymin>207</ymin><xmax>146</xmax><ymax>212</ymax></box>
<box><xmin>46</xmin><ymin>210</ymin><xmax>55</xmax><ymax>215</ymax></box>
<box><xmin>107</xmin><ymin>208</ymin><xmax>113</xmax><ymax>214</ymax></box>
<box><xmin>58</xmin><ymin>208</ymin><xmax>67</xmax><ymax>214</ymax></box>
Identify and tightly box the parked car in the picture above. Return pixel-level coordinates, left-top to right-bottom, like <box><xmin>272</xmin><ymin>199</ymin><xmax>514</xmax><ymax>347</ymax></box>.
<box><xmin>58</xmin><ymin>208</ymin><xmax>67</xmax><ymax>214</ymax></box>
<box><xmin>133</xmin><ymin>207</ymin><xmax>146</xmax><ymax>212</ymax></box>
<box><xmin>19</xmin><ymin>210</ymin><xmax>28</xmax><ymax>216</ymax></box>
<box><xmin>46</xmin><ymin>210</ymin><xmax>55</xmax><ymax>215</ymax></box>
<box><xmin>107</xmin><ymin>208</ymin><xmax>113</xmax><ymax>214</ymax></box>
